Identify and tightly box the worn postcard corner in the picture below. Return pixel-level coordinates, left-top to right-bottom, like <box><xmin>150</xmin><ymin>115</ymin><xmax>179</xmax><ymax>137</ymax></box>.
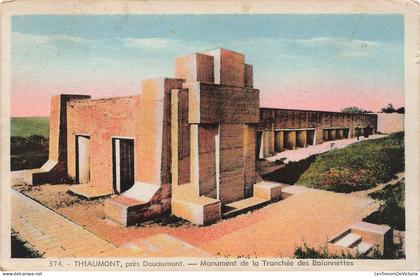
<box><xmin>0</xmin><ymin>0</ymin><xmax>419</xmax><ymax>272</ymax></box>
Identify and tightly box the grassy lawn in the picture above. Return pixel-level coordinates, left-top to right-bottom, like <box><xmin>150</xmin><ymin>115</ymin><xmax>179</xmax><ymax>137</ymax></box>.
<box><xmin>11</xmin><ymin>117</ymin><xmax>49</xmax><ymax>138</ymax></box>
<box><xmin>296</xmin><ymin>132</ymin><xmax>404</xmax><ymax>193</ymax></box>
<box><xmin>11</xmin><ymin>117</ymin><xmax>50</xmax><ymax>171</ymax></box>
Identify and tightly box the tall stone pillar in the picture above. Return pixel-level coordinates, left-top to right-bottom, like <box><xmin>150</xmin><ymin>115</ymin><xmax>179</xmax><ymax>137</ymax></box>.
<box><xmin>49</xmin><ymin>94</ymin><xmax>91</xmax><ymax>162</ymax></box>
<box><xmin>33</xmin><ymin>94</ymin><xmax>91</xmax><ymax>185</ymax></box>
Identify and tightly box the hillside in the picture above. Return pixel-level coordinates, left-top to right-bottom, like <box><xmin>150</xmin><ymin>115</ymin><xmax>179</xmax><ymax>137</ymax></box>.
<box><xmin>296</xmin><ymin>132</ymin><xmax>404</xmax><ymax>193</ymax></box>
<box><xmin>11</xmin><ymin>117</ymin><xmax>49</xmax><ymax>138</ymax></box>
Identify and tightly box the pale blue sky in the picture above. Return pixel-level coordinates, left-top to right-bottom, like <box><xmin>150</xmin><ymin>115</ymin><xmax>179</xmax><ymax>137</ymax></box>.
<box><xmin>11</xmin><ymin>14</ymin><xmax>404</xmax><ymax>116</ymax></box>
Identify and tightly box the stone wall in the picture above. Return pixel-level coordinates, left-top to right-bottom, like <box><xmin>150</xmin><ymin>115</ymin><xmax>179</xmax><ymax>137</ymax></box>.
<box><xmin>67</xmin><ymin>95</ymin><xmax>141</xmax><ymax>192</ymax></box>
<box><xmin>258</xmin><ymin>108</ymin><xmax>378</xmax><ymax>157</ymax></box>
<box><xmin>49</xmin><ymin>94</ymin><xmax>91</xmax><ymax>162</ymax></box>
<box><xmin>376</xmin><ymin>113</ymin><xmax>404</xmax><ymax>134</ymax></box>
<box><xmin>66</xmin><ymin>78</ymin><xmax>184</xmax><ymax>194</ymax></box>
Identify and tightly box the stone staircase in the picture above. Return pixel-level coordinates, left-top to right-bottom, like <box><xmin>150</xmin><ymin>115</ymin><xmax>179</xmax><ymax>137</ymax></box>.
<box><xmin>334</xmin><ymin>233</ymin><xmax>362</xmax><ymax>248</ymax></box>
<box><xmin>354</xmin><ymin>241</ymin><xmax>375</xmax><ymax>255</ymax></box>
<box><xmin>332</xmin><ymin>231</ymin><xmax>374</xmax><ymax>255</ymax></box>
<box><xmin>222</xmin><ymin>181</ymin><xmax>282</xmax><ymax>218</ymax></box>
<box><xmin>222</xmin><ymin>196</ymin><xmax>271</xmax><ymax>218</ymax></box>
<box><xmin>328</xmin><ymin>221</ymin><xmax>393</xmax><ymax>256</ymax></box>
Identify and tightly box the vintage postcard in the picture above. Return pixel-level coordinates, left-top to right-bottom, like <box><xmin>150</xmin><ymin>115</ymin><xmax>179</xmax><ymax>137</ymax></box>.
<box><xmin>0</xmin><ymin>0</ymin><xmax>419</xmax><ymax>272</ymax></box>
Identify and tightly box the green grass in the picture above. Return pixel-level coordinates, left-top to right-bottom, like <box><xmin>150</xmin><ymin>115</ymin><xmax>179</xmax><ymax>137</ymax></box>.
<box><xmin>11</xmin><ymin>117</ymin><xmax>49</xmax><ymax>138</ymax></box>
<box><xmin>296</xmin><ymin>132</ymin><xmax>404</xmax><ymax>193</ymax></box>
<box><xmin>11</xmin><ymin>117</ymin><xmax>50</xmax><ymax>171</ymax></box>
<box><xmin>365</xmin><ymin>179</ymin><xmax>405</xmax><ymax>230</ymax></box>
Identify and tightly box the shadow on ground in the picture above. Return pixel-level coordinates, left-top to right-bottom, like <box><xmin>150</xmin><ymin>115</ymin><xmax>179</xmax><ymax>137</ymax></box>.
<box><xmin>262</xmin><ymin>155</ymin><xmax>317</xmax><ymax>184</ymax></box>
<box><xmin>11</xmin><ymin>230</ymin><xmax>43</xmax><ymax>258</ymax></box>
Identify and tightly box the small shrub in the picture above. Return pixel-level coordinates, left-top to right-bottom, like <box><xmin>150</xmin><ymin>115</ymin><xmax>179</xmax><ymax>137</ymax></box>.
<box><xmin>364</xmin><ymin>179</ymin><xmax>405</xmax><ymax>230</ymax></box>
<box><xmin>293</xmin><ymin>243</ymin><xmax>379</xmax><ymax>259</ymax></box>
<box><xmin>294</xmin><ymin>240</ymin><xmax>404</xmax><ymax>260</ymax></box>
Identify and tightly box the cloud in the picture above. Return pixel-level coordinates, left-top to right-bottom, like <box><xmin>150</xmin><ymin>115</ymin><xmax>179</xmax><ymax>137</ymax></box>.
<box><xmin>12</xmin><ymin>31</ymin><xmax>93</xmax><ymax>46</ymax></box>
<box><xmin>284</xmin><ymin>37</ymin><xmax>403</xmax><ymax>60</ymax></box>
<box><xmin>123</xmin><ymin>37</ymin><xmax>172</xmax><ymax>48</ymax></box>
<box><xmin>291</xmin><ymin>37</ymin><xmax>380</xmax><ymax>48</ymax></box>
<box><xmin>13</xmin><ymin>31</ymin><xmax>391</xmax><ymax>63</ymax></box>
<box><xmin>122</xmin><ymin>37</ymin><xmax>212</xmax><ymax>53</ymax></box>
<box><xmin>341</xmin><ymin>51</ymin><xmax>371</xmax><ymax>58</ymax></box>
<box><xmin>12</xmin><ymin>31</ymin><xmax>51</xmax><ymax>45</ymax></box>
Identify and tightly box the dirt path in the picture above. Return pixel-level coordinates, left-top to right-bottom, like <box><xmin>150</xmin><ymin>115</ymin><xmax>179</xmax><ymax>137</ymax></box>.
<box><xmin>11</xmin><ymin>188</ymin><xmax>209</xmax><ymax>257</ymax></box>
<box><xmin>11</xmin><ymin>188</ymin><xmax>129</xmax><ymax>257</ymax></box>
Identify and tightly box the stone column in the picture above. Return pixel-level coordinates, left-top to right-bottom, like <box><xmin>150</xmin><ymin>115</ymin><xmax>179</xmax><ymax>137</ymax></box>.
<box><xmin>263</xmin><ymin>130</ymin><xmax>271</xmax><ymax>156</ymax></box>
<box><xmin>323</xmin><ymin>129</ymin><xmax>328</xmax><ymax>141</ymax></box>
<box><xmin>296</xmin><ymin>130</ymin><xmax>307</xmax><ymax>148</ymax></box>
<box><xmin>337</xmin><ymin>129</ymin><xmax>344</xmax><ymax>139</ymax></box>
<box><xmin>285</xmin><ymin>130</ymin><xmax>296</xmax><ymax>150</ymax></box>
<box><xmin>328</xmin><ymin>129</ymin><xmax>337</xmax><ymax>140</ymax></box>
<box><xmin>274</xmin><ymin>131</ymin><xmax>284</xmax><ymax>152</ymax></box>
<box><xmin>269</xmin><ymin>124</ymin><xmax>275</xmax><ymax>154</ymax></box>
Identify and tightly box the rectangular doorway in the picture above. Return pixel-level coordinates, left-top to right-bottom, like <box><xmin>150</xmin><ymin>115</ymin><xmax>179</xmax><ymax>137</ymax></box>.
<box><xmin>112</xmin><ymin>138</ymin><xmax>135</xmax><ymax>194</ymax></box>
<box><xmin>256</xmin><ymin>131</ymin><xmax>264</xmax><ymax>159</ymax></box>
<box><xmin>76</xmin><ymin>135</ymin><xmax>90</xmax><ymax>184</ymax></box>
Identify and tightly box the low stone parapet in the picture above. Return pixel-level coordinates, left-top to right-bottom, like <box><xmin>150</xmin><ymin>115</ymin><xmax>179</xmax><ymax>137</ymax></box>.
<box><xmin>171</xmin><ymin>196</ymin><xmax>221</xmax><ymax>225</ymax></box>
<box><xmin>350</xmin><ymin>221</ymin><xmax>393</xmax><ymax>256</ymax></box>
<box><xmin>104</xmin><ymin>182</ymin><xmax>169</xmax><ymax>227</ymax></box>
<box><xmin>32</xmin><ymin>160</ymin><xmax>67</xmax><ymax>185</ymax></box>
<box><xmin>253</xmin><ymin>181</ymin><xmax>282</xmax><ymax>201</ymax></box>
<box><xmin>104</xmin><ymin>195</ymin><xmax>169</xmax><ymax>227</ymax></box>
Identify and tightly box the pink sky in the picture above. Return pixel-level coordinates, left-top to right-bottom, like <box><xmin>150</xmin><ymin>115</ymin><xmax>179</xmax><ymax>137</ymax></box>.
<box><xmin>258</xmin><ymin>82</ymin><xmax>404</xmax><ymax>113</ymax></box>
<box><xmin>11</xmin><ymin>78</ymin><xmax>404</xmax><ymax>117</ymax></box>
<box><xmin>11</xmin><ymin>78</ymin><xmax>139</xmax><ymax>117</ymax></box>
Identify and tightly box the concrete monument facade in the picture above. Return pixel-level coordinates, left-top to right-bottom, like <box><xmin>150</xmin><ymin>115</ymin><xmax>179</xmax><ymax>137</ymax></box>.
<box><xmin>33</xmin><ymin>49</ymin><xmax>380</xmax><ymax>226</ymax></box>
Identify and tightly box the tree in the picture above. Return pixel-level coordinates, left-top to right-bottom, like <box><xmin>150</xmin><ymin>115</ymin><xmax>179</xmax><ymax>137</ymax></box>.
<box><xmin>396</xmin><ymin>107</ymin><xmax>405</xmax><ymax>114</ymax></box>
<box><xmin>341</xmin><ymin>106</ymin><xmax>371</xmax><ymax>113</ymax></box>
<box><xmin>380</xmin><ymin>103</ymin><xmax>396</xmax><ymax>113</ymax></box>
